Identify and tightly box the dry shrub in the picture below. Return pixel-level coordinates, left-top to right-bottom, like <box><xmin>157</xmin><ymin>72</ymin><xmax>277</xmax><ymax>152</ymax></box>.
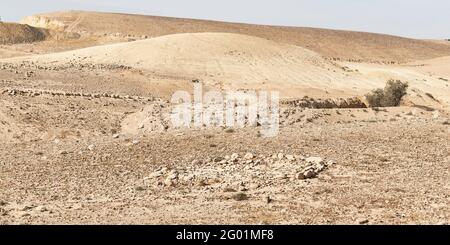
<box><xmin>366</xmin><ymin>80</ymin><xmax>408</xmax><ymax>107</ymax></box>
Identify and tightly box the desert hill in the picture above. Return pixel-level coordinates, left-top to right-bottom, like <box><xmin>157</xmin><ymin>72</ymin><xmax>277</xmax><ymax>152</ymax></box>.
<box><xmin>21</xmin><ymin>10</ymin><xmax>450</xmax><ymax>63</ymax></box>
<box><xmin>0</xmin><ymin>10</ymin><xmax>450</xmax><ymax>226</ymax></box>
<box><xmin>4</xmin><ymin>32</ymin><xmax>449</xmax><ymax>108</ymax></box>
<box><xmin>0</xmin><ymin>22</ymin><xmax>49</xmax><ymax>44</ymax></box>
<box><xmin>4</xmin><ymin>32</ymin><xmax>375</xmax><ymax>98</ymax></box>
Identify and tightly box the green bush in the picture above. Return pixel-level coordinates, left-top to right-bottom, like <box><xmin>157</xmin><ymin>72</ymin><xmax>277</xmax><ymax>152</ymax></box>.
<box><xmin>366</xmin><ymin>80</ymin><xmax>408</xmax><ymax>107</ymax></box>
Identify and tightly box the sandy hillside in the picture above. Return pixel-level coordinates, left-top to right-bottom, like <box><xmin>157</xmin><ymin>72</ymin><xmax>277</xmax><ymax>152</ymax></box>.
<box><xmin>340</xmin><ymin>61</ymin><xmax>450</xmax><ymax>109</ymax></box>
<box><xmin>5</xmin><ymin>32</ymin><xmax>449</xmax><ymax>107</ymax></box>
<box><xmin>20</xmin><ymin>11</ymin><xmax>450</xmax><ymax>63</ymax></box>
<box><xmin>408</xmin><ymin>56</ymin><xmax>450</xmax><ymax>78</ymax></box>
<box><xmin>5</xmin><ymin>32</ymin><xmax>377</xmax><ymax>98</ymax></box>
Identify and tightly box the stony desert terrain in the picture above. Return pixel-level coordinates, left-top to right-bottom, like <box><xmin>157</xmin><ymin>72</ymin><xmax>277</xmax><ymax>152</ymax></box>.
<box><xmin>0</xmin><ymin>11</ymin><xmax>449</xmax><ymax>224</ymax></box>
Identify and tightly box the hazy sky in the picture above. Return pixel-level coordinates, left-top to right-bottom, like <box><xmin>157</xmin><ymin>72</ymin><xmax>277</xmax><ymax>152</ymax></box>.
<box><xmin>1</xmin><ymin>0</ymin><xmax>449</xmax><ymax>39</ymax></box>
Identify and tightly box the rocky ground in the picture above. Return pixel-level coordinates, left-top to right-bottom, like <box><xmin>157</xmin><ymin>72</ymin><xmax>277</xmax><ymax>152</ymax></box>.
<box><xmin>0</xmin><ymin>118</ymin><xmax>449</xmax><ymax>225</ymax></box>
<box><xmin>1</xmin><ymin>9</ymin><xmax>449</xmax><ymax>226</ymax></box>
<box><xmin>0</xmin><ymin>62</ymin><xmax>449</xmax><ymax>224</ymax></box>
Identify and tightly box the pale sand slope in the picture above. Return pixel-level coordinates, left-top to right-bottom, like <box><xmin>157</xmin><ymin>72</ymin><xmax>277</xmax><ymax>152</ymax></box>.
<box><xmin>342</xmin><ymin>60</ymin><xmax>450</xmax><ymax>109</ymax></box>
<box><xmin>3</xmin><ymin>32</ymin><xmax>449</xmax><ymax>108</ymax></box>
<box><xmin>4</xmin><ymin>33</ymin><xmax>377</xmax><ymax>98</ymax></box>
<box><xmin>408</xmin><ymin>56</ymin><xmax>450</xmax><ymax>78</ymax></box>
<box><xmin>20</xmin><ymin>11</ymin><xmax>450</xmax><ymax>63</ymax></box>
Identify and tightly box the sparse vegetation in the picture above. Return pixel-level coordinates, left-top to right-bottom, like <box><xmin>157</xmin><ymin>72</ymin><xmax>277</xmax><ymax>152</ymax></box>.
<box><xmin>231</xmin><ymin>193</ymin><xmax>248</xmax><ymax>201</ymax></box>
<box><xmin>366</xmin><ymin>80</ymin><xmax>409</xmax><ymax>107</ymax></box>
<box><xmin>224</xmin><ymin>128</ymin><xmax>235</xmax><ymax>133</ymax></box>
<box><xmin>371</xmin><ymin>107</ymin><xmax>387</xmax><ymax>113</ymax></box>
<box><xmin>223</xmin><ymin>188</ymin><xmax>237</xmax><ymax>193</ymax></box>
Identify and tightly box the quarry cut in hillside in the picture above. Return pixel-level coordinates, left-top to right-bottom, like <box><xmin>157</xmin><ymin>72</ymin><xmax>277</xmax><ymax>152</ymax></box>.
<box><xmin>20</xmin><ymin>10</ymin><xmax>450</xmax><ymax>63</ymax></box>
<box><xmin>0</xmin><ymin>22</ymin><xmax>49</xmax><ymax>44</ymax></box>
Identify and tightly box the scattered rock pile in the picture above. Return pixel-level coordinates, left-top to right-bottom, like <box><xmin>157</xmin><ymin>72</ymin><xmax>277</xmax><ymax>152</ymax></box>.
<box><xmin>282</xmin><ymin>97</ymin><xmax>366</xmax><ymax>109</ymax></box>
<box><xmin>2</xmin><ymin>88</ymin><xmax>156</xmax><ymax>102</ymax></box>
<box><xmin>142</xmin><ymin>153</ymin><xmax>336</xmax><ymax>191</ymax></box>
<box><xmin>0</xmin><ymin>61</ymin><xmax>132</xmax><ymax>72</ymax></box>
<box><xmin>325</xmin><ymin>57</ymin><xmax>398</xmax><ymax>65</ymax></box>
<box><xmin>121</xmin><ymin>100</ymin><xmax>339</xmax><ymax>134</ymax></box>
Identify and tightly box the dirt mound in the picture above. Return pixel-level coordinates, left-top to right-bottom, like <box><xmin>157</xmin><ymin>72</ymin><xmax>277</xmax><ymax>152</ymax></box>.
<box><xmin>20</xmin><ymin>10</ymin><xmax>450</xmax><ymax>63</ymax></box>
<box><xmin>0</xmin><ymin>22</ymin><xmax>49</xmax><ymax>44</ymax></box>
